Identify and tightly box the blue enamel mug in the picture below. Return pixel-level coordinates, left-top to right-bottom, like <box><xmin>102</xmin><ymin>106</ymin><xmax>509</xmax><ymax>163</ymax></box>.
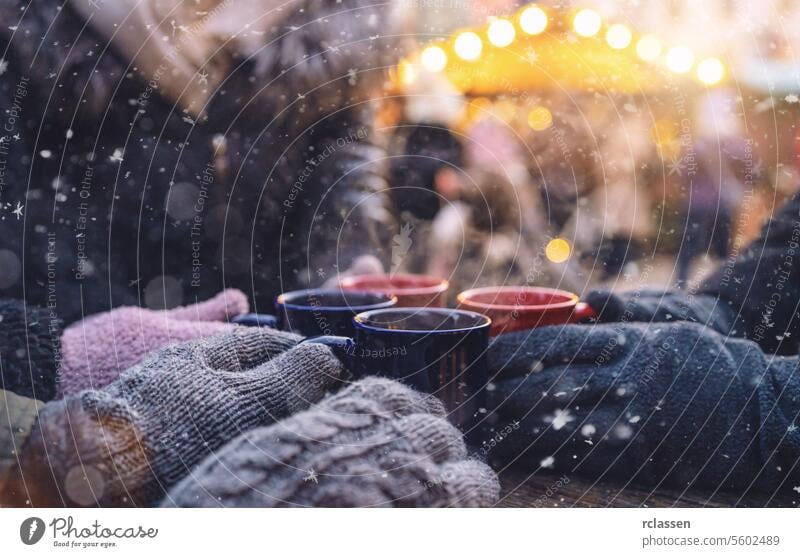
<box><xmin>311</xmin><ymin>308</ymin><xmax>492</xmax><ymax>430</ymax></box>
<box><xmin>232</xmin><ymin>288</ymin><xmax>397</xmax><ymax>337</ymax></box>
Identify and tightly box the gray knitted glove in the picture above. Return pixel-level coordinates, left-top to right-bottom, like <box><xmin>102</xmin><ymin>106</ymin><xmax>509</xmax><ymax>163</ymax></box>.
<box><xmin>3</xmin><ymin>328</ymin><xmax>342</xmax><ymax>507</ymax></box>
<box><xmin>164</xmin><ymin>378</ymin><xmax>500</xmax><ymax>507</ymax></box>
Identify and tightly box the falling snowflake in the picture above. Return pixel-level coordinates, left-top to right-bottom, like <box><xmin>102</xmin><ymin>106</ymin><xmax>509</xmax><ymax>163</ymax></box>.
<box><xmin>540</xmin><ymin>455</ymin><xmax>555</xmax><ymax>469</ymax></box>
<box><xmin>304</xmin><ymin>469</ymin><xmax>319</xmax><ymax>483</ymax></box>
<box><xmin>0</xmin><ymin>58</ymin><xmax>7</xmax><ymax>76</ymax></box>
<box><xmin>109</xmin><ymin>148</ymin><xmax>124</xmax><ymax>163</ymax></box>
<box><xmin>550</xmin><ymin>408</ymin><xmax>574</xmax><ymax>431</ymax></box>
<box><xmin>785</xmin><ymin>94</ymin><xmax>799</xmax><ymax>104</ymax></box>
<box><xmin>524</xmin><ymin>47</ymin><xmax>539</xmax><ymax>65</ymax></box>
<box><xmin>12</xmin><ymin>201</ymin><xmax>24</xmax><ymax>220</ymax></box>
<box><xmin>40</xmin><ymin>149</ymin><xmax>52</xmax><ymax>159</ymax></box>
<box><xmin>667</xmin><ymin>155</ymin><xmax>686</xmax><ymax>176</ymax></box>
<box><xmin>581</xmin><ymin>424</ymin><xmax>596</xmax><ymax>437</ymax></box>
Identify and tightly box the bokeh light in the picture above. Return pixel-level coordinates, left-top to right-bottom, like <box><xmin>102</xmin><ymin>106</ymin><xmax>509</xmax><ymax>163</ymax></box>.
<box><xmin>636</xmin><ymin>35</ymin><xmax>662</xmax><ymax>61</ymax></box>
<box><xmin>546</xmin><ymin>238</ymin><xmax>572</xmax><ymax>262</ymax></box>
<box><xmin>696</xmin><ymin>57</ymin><xmax>725</xmax><ymax>85</ymax></box>
<box><xmin>606</xmin><ymin>24</ymin><xmax>632</xmax><ymax>50</ymax></box>
<box><xmin>421</xmin><ymin>45</ymin><xmax>448</xmax><ymax>73</ymax></box>
<box><xmin>665</xmin><ymin>46</ymin><xmax>694</xmax><ymax>73</ymax></box>
<box><xmin>519</xmin><ymin>5</ymin><xmax>548</xmax><ymax>35</ymax></box>
<box><xmin>573</xmin><ymin>9</ymin><xmax>602</xmax><ymax>37</ymax></box>
<box><xmin>395</xmin><ymin>59</ymin><xmax>416</xmax><ymax>85</ymax></box>
<box><xmin>488</xmin><ymin>18</ymin><xmax>516</xmax><ymax>47</ymax></box>
<box><xmin>454</xmin><ymin>31</ymin><xmax>483</xmax><ymax>61</ymax></box>
<box><xmin>527</xmin><ymin>106</ymin><xmax>553</xmax><ymax>131</ymax></box>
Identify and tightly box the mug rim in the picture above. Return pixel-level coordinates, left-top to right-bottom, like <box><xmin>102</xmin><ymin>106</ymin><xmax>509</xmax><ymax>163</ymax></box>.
<box><xmin>354</xmin><ymin>307</ymin><xmax>492</xmax><ymax>334</ymax></box>
<box><xmin>457</xmin><ymin>286</ymin><xmax>579</xmax><ymax>312</ymax></box>
<box><xmin>277</xmin><ymin>288</ymin><xmax>397</xmax><ymax>312</ymax></box>
<box><xmin>340</xmin><ymin>273</ymin><xmax>450</xmax><ymax>297</ymax></box>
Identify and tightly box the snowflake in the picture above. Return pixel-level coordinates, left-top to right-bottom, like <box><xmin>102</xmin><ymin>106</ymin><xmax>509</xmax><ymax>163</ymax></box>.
<box><xmin>12</xmin><ymin>201</ymin><xmax>24</xmax><ymax>220</ymax></box>
<box><xmin>540</xmin><ymin>455</ymin><xmax>555</xmax><ymax>469</ymax></box>
<box><xmin>667</xmin><ymin>155</ymin><xmax>686</xmax><ymax>176</ymax></box>
<box><xmin>0</xmin><ymin>58</ymin><xmax>7</xmax><ymax>76</ymax></box>
<box><xmin>304</xmin><ymin>469</ymin><xmax>319</xmax><ymax>483</ymax></box>
<box><xmin>109</xmin><ymin>148</ymin><xmax>124</xmax><ymax>163</ymax></box>
<box><xmin>786</xmin><ymin>94</ymin><xmax>799</xmax><ymax>104</ymax></box>
<box><xmin>550</xmin><ymin>408</ymin><xmax>575</xmax><ymax>431</ymax></box>
<box><xmin>524</xmin><ymin>47</ymin><xmax>539</xmax><ymax>65</ymax></box>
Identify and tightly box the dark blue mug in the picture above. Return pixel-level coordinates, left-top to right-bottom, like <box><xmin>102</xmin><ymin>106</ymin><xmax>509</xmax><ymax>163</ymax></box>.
<box><xmin>233</xmin><ymin>289</ymin><xmax>397</xmax><ymax>337</ymax></box>
<box><xmin>311</xmin><ymin>308</ymin><xmax>492</xmax><ymax>431</ymax></box>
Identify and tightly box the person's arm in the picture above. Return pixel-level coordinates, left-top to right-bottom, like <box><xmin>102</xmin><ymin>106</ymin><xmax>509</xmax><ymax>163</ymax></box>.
<box><xmin>587</xmin><ymin>192</ymin><xmax>800</xmax><ymax>355</ymax></box>
<box><xmin>700</xmin><ymin>191</ymin><xmax>800</xmax><ymax>354</ymax></box>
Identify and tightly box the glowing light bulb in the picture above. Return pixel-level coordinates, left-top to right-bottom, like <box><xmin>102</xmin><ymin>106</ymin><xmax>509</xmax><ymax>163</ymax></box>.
<box><xmin>696</xmin><ymin>57</ymin><xmax>725</xmax><ymax>85</ymax></box>
<box><xmin>605</xmin><ymin>24</ymin><xmax>632</xmax><ymax>50</ymax></box>
<box><xmin>520</xmin><ymin>5</ymin><xmax>548</xmax><ymax>35</ymax></box>
<box><xmin>636</xmin><ymin>35</ymin><xmax>662</xmax><ymax>61</ymax></box>
<box><xmin>527</xmin><ymin>106</ymin><xmax>553</xmax><ymax>131</ymax></box>
<box><xmin>421</xmin><ymin>45</ymin><xmax>447</xmax><ymax>73</ymax></box>
<box><xmin>546</xmin><ymin>238</ymin><xmax>571</xmax><ymax>262</ymax></box>
<box><xmin>488</xmin><ymin>18</ymin><xmax>516</xmax><ymax>47</ymax></box>
<box><xmin>454</xmin><ymin>31</ymin><xmax>483</xmax><ymax>61</ymax></box>
<box><xmin>573</xmin><ymin>9</ymin><xmax>602</xmax><ymax>37</ymax></box>
<box><xmin>665</xmin><ymin>46</ymin><xmax>694</xmax><ymax>74</ymax></box>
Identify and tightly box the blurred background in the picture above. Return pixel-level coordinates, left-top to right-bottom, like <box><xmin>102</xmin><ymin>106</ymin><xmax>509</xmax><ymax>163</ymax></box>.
<box><xmin>378</xmin><ymin>0</ymin><xmax>800</xmax><ymax>300</ymax></box>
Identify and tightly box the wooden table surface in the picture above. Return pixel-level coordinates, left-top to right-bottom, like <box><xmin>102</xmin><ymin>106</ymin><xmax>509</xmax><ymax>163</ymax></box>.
<box><xmin>497</xmin><ymin>470</ymin><xmax>800</xmax><ymax>508</ymax></box>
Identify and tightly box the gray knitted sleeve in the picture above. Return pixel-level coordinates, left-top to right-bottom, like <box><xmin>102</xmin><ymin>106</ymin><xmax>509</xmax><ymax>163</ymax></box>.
<box><xmin>164</xmin><ymin>378</ymin><xmax>500</xmax><ymax>507</ymax></box>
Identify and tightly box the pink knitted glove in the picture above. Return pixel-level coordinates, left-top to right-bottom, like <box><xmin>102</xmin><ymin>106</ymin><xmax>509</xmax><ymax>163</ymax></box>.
<box><xmin>58</xmin><ymin>289</ymin><xmax>249</xmax><ymax>397</ymax></box>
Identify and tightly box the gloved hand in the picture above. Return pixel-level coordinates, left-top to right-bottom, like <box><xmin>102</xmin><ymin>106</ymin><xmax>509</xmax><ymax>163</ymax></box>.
<box><xmin>485</xmin><ymin>322</ymin><xmax>800</xmax><ymax>494</ymax></box>
<box><xmin>58</xmin><ymin>289</ymin><xmax>248</xmax><ymax>396</ymax></box>
<box><xmin>585</xmin><ymin>289</ymin><xmax>741</xmax><ymax>337</ymax></box>
<box><xmin>164</xmin><ymin>377</ymin><xmax>500</xmax><ymax>507</ymax></box>
<box><xmin>3</xmin><ymin>327</ymin><xmax>342</xmax><ymax>507</ymax></box>
<box><xmin>0</xmin><ymin>299</ymin><xmax>62</xmax><ymax>402</ymax></box>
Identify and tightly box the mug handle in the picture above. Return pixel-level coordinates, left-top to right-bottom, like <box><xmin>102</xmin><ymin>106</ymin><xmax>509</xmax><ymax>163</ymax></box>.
<box><xmin>232</xmin><ymin>313</ymin><xmax>279</xmax><ymax>328</ymax></box>
<box><xmin>301</xmin><ymin>335</ymin><xmax>359</xmax><ymax>379</ymax></box>
<box><xmin>570</xmin><ymin>302</ymin><xmax>597</xmax><ymax>323</ymax></box>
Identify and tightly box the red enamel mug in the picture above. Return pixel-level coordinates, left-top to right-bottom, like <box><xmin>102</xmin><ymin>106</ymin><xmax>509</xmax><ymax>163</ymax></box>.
<box><xmin>457</xmin><ymin>286</ymin><xmax>596</xmax><ymax>336</ymax></box>
<box><xmin>339</xmin><ymin>273</ymin><xmax>449</xmax><ymax>308</ymax></box>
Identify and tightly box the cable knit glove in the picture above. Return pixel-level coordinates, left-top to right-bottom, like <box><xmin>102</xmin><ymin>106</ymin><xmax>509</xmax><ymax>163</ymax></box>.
<box><xmin>0</xmin><ymin>299</ymin><xmax>62</xmax><ymax>402</ymax></box>
<box><xmin>3</xmin><ymin>327</ymin><xmax>342</xmax><ymax>507</ymax></box>
<box><xmin>58</xmin><ymin>289</ymin><xmax>248</xmax><ymax>397</ymax></box>
<box><xmin>486</xmin><ymin>322</ymin><xmax>800</xmax><ymax>494</ymax></box>
<box><xmin>164</xmin><ymin>378</ymin><xmax>500</xmax><ymax>507</ymax></box>
<box><xmin>585</xmin><ymin>289</ymin><xmax>742</xmax><ymax>336</ymax></box>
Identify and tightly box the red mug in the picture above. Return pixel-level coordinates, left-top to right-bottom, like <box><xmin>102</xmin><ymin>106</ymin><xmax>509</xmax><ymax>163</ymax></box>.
<box><xmin>457</xmin><ymin>286</ymin><xmax>597</xmax><ymax>336</ymax></box>
<box><xmin>339</xmin><ymin>273</ymin><xmax>449</xmax><ymax>308</ymax></box>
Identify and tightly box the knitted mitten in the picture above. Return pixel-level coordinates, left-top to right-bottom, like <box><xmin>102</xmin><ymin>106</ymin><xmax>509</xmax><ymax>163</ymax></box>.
<box><xmin>164</xmin><ymin>378</ymin><xmax>500</xmax><ymax>507</ymax></box>
<box><xmin>0</xmin><ymin>299</ymin><xmax>62</xmax><ymax>401</ymax></box>
<box><xmin>3</xmin><ymin>327</ymin><xmax>342</xmax><ymax>507</ymax></box>
<box><xmin>487</xmin><ymin>322</ymin><xmax>800</xmax><ymax>494</ymax></box>
<box><xmin>58</xmin><ymin>289</ymin><xmax>248</xmax><ymax>396</ymax></box>
<box><xmin>585</xmin><ymin>289</ymin><xmax>741</xmax><ymax>336</ymax></box>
